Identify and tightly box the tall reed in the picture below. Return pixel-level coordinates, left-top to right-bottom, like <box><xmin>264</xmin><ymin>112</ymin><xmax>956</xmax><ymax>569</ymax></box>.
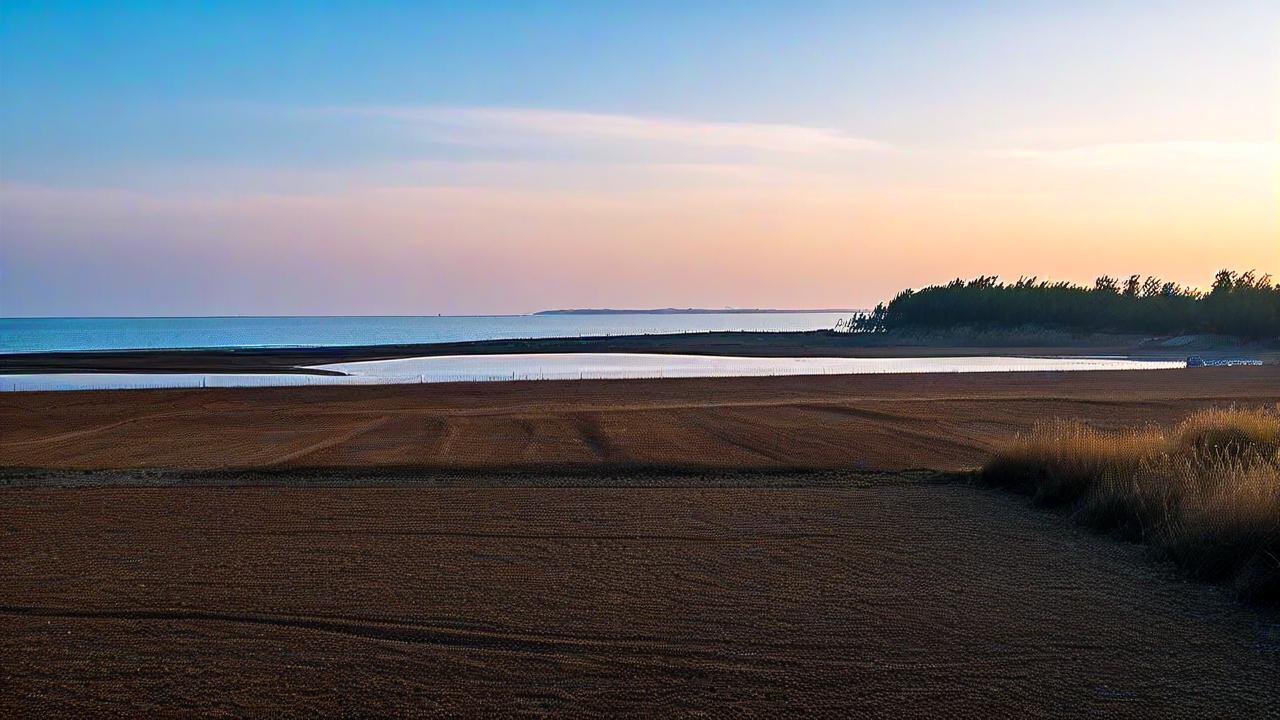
<box><xmin>983</xmin><ymin>407</ymin><xmax>1280</xmax><ymax>603</ymax></box>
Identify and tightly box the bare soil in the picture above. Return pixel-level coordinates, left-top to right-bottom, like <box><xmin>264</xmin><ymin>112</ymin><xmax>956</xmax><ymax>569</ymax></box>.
<box><xmin>6</xmin><ymin>370</ymin><xmax>1279</xmax><ymax>716</ymax></box>
<box><xmin>2</xmin><ymin>474</ymin><xmax>1276</xmax><ymax>718</ymax></box>
<box><xmin>3</xmin><ymin>366</ymin><xmax>1279</xmax><ymax>471</ymax></box>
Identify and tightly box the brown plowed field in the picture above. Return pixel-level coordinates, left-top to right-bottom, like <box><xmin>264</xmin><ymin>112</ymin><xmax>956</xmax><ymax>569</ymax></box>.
<box><xmin>5</xmin><ymin>369</ymin><xmax>1279</xmax><ymax>716</ymax></box>
<box><xmin>3</xmin><ymin>477</ymin><xmax>1277</xmax><ymax>717</ymax></box>
<box><xmin>2</xmin><ymin>366</ymin><xmax>1278</xmax><ymax>471</ymax></box>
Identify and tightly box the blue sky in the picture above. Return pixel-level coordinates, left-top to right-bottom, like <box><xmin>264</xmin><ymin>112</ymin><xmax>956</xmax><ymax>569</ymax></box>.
<box><xmin>2</xmin><ymin>1</ymin><xmax>1276</xmax><ymax>315</ymax></box>
<box><xmin>1</xmin><ymin>1</ymin><xmax>990</xmax><ymax>185</ymax></box>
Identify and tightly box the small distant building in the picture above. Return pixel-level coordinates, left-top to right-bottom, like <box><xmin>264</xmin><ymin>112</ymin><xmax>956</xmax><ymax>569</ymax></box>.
<box><xmin>1186</xmin><ymin>355</ymin><xmax>1262</xmax><ymax>368</ymax></box>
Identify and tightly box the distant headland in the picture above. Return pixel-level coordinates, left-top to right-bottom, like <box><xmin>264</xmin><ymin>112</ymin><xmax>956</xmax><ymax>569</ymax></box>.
<box><xmin>534</xmin><ymin>308</ymin><xmax>865</xmax><ymax>315</ymax></box>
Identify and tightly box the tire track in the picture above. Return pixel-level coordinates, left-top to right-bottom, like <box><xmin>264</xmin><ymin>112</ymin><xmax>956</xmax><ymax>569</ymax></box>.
<box><xmin>261</xmin><ymin>416</ymin><xmax>392</xmax><ymax>466</ymax></box>
<box><xmin>0</xmin><ymin>605</ymin><xmax>576</xmax><ymax>655</ymax></box>
<box><xmin>0</xmin><ymin>410</ymin><xmax>185</xmax><ymax>447</ymax></box>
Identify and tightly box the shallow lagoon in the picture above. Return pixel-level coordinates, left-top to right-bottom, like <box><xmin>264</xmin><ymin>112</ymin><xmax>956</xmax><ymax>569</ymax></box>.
<box><xmin>1</xmin><ymin>353</ymin><xmax>1185</xmax><ymax>391</ymax></box>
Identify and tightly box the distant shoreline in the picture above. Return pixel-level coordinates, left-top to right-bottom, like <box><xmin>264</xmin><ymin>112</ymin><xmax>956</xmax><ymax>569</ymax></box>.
<box><xmin>2</xmin><ymin>309</ymin><xmax>863</xmax><ymax>320</ymax></box>
<box><xmin>532</xmin><ymin>308</ymin><xmax>865</xmax><ymax>315</ymax></box>
<box><xmin>1</xmin><ymin>329</ymin><xmax>1272</xmax><ymax>375</ymax></box>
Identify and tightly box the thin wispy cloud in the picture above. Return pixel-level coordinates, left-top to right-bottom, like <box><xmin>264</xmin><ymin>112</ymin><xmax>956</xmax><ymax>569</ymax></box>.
<box><xmin>341</xmin><ymin>106</ymin><xmax>890</xmax><ymax>155</ymax></box>
<box><xmin>993</xmin><ymin>141</ymin><xmax>1278</xmax><ymax>168</ymax></box>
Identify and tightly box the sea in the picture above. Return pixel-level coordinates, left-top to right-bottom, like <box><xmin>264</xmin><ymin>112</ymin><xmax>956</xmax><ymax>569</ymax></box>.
<box><xmin>0</xmin><ymin>313</ymin><xmax>854</xmax><ymax>354</ymax></box>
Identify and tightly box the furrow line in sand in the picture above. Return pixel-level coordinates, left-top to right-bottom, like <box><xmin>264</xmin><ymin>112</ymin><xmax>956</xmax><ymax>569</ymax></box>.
<box><xmin>0</xmin><ymin>605</ymin><xmax>897</xmax><ymax>671</ymax></box>
<box><xmin>222</xmin><ymin>395</ymin><xmax>1197</xmax><ymax>417</ymax></box>
<box><xmin>258</xmin><ymin>416</ymin><xmax>394</xmax><ymax>467</ymax></box>
<box><xmin>163</xmin><ymin>530</ymin><xmax>847</xmax><ymax>541</ymax></box>
<box><xmin>0</xmin><ymin>410</ymin><xmax>187</xmax><ymax>447</ymax></box>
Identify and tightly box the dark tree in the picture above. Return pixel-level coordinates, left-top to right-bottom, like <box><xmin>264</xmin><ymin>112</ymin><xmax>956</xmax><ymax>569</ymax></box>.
<box><xmin>844</xmin><ymin>270</ymin><xmax>1278</xmax><ymax>339</ymax></box>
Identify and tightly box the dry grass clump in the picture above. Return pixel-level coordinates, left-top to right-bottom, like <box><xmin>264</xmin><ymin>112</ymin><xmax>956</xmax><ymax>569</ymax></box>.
<box><xmin>1173</xmin><ymin>406</ymin><xmax>1280</xmax><ymax>457</ymax></box>
<box><xmin>983</xmin><ymin>406</ymin><xmax>1280</xmax><ymax>603</ymax></box>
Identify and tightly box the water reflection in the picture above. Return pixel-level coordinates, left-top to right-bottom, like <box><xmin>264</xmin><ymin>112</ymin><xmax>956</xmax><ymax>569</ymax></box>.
<box><xmin>1</xmin><ymin>353</ymin><xmax>1185</xmax><ymax>391</ymax></box>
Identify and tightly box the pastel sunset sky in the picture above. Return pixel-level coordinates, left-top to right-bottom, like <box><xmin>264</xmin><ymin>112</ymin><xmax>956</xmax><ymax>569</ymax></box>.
<box><xmin>2</xmin><ymin>1</ymin><xmax>1276</xmax><ymax>316</ymax></box>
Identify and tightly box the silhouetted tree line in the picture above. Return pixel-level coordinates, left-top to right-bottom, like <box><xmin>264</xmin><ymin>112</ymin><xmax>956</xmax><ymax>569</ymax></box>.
<box><xmin>841</xmin><ymin>270</ymin><xmax>1280</xmax><ymax>338</ymax></box>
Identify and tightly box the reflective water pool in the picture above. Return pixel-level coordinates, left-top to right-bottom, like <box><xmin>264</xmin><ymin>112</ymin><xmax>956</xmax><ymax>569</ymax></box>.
<box><xmin>0</xmin><ymin>353</ymin><xmax>1186</xmax><ymax>391</ymax></box>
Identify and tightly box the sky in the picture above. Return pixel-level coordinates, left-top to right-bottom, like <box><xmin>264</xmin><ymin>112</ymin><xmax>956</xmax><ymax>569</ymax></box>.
<box><xmin>1</xmin><ymin>1</ymin><xmax>1277</xmax><ymax>316</ymax></box>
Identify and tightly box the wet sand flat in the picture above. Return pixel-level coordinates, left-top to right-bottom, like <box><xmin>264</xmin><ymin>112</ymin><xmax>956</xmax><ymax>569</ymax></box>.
<box><xmin>3</xmin><ymin>366</ymin><xmax>1278</xmax><ymax>471</ymax></box>
<box><xmin>2</xmin><ymin>476</ymin><xmax>1277</xmax><ymax>717</ymax></box>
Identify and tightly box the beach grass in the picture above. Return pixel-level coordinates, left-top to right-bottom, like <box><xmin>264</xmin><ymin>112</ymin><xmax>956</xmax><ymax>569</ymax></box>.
<box><xmin>983</xmin><ymin>406</ymin><xmax>1280</xmax><ymax>603</ymax></box>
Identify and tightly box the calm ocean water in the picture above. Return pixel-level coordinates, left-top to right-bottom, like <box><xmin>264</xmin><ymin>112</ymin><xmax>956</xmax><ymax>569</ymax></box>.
<box><xmin>0</xmin><ymin>313</ymin><xmax>852</xmax><ymax>353</ymax></box>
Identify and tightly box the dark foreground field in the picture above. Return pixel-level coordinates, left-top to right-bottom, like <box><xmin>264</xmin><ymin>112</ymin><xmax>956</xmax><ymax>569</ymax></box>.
<box><xmin>3</xmin><ymin>473</ymin><xmax>1278</xmax><ymax>718</ymax></box>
